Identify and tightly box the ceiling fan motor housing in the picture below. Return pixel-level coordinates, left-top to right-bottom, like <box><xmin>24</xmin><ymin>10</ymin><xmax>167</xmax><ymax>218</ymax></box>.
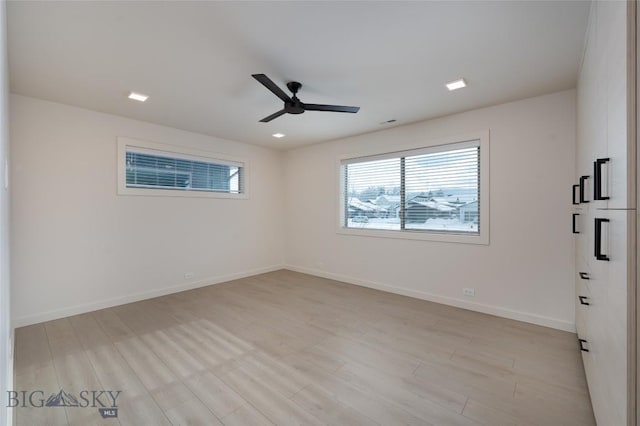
<box><xmin>285</xmin><ymin>82</ymin><xmax>305</xmax><ymax>114</ymax></box>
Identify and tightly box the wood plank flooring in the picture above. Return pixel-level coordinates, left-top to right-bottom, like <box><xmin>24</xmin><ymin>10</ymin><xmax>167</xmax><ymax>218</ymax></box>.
<box><xmin>13</xmin><ymin>270</ymin><xmax>595</xmax><ymax>425</ymax></box>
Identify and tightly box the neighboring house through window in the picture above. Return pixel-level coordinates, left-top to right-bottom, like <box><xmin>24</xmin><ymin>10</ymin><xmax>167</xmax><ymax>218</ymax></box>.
<box><xmin>339</xmin><ymin>133</ymin><xmax>489</xmax><ymax>244</ymax></box>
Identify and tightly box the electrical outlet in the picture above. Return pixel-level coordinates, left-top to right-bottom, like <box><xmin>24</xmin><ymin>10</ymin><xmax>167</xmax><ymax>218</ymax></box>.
<box><xmin>184</xmin><ymin>272</ymin><xmax>195</xmax><ymax>279</ymax></box>
<box><xmin>463</xmin><ymin>287</ymin><xmax>475</xmax><ymax>297</ymax></box>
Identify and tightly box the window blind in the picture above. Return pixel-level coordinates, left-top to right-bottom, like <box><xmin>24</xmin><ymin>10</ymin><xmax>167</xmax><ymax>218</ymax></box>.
<box><xmin>342</xmin><ymin>140</ymin><xmax>480</xmax><ymax>234</ymax></box>
<box><xmin>125</xmin><ymin>146</ymin><xmax>244</xmax><ymax>194</ymax></box>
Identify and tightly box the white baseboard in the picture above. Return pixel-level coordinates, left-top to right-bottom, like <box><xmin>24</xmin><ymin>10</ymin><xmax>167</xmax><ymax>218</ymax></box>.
<box><xmin>284</xmin><ymin>264</ymin><xmax>576</xmax><ymax>333</ymax></box>
<box><xmin>12</xmin><ymin>264</ymin><xmax>285</xmax><ymax>328</ymax></box>
<box><xmin>12</xmin><ymin>263</ymin><xmax>576</xmax><ymax>333</ymax></box>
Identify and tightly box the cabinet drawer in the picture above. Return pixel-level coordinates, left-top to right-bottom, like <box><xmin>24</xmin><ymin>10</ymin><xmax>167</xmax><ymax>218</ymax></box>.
<box><xmin>575</xmin><ymin>271</ymin><xmax>591</xmax><ymax>338</ymax></box>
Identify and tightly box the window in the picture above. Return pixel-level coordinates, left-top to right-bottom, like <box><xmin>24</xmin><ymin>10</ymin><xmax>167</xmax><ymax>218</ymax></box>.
<box><xmin>339</xmin><ymin>135</ymin><xmax>488</xmax><ymax>244</ymax></box>
<box><xmin>117</xmin><ymin>138</ymin><xmax>246</xmax><ymax>198</ymax></box>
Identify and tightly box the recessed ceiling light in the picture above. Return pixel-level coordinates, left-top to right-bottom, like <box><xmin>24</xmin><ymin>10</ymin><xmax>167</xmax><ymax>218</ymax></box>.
<box><xmin>272</xmin><ymin>133</ymin><xmax>286</xmax><ymax>138</ymax></box>
<box><xmin>446</xmin><ymin>78</ymin><xmax>467</xmax><ymax>91</ymax></box>
<box><xmin>128</xmin><ymin>92</ymin><xmax>149</xmax><ymax>102</ymax></box>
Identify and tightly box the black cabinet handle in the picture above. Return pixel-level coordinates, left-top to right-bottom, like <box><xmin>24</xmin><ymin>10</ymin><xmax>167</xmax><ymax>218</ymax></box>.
<box><xmin>572</xmin><ymin>213</ymin><xmax>580</xmax><ymax>234</ymax></box>
<box><xmin>579</xmin><ymin>272</ymin><xmax>590</xmax><ymax>280</ymax></box>
<box><xmin>579</xmin><ymin>175</ymin><xmax>589</xmax><ymax>203</ymax></box>
<box><xmin>594</xmin><ymin>158</ymin><xmax>610</xmax><ymax>201</ymax></box>
<box><xmin>579</xmin><ymin>338</ymin><xmax>589</xmax><ymax>352</ymax></box>
<box><xmin>594</xmin><ymin>218</ymin><xmax>610</xmax><ymax>261</ymax></box>
<box><xmin>572</xmin><ymin>184</ymin><xmax>580</xmax><ymax>205</ymax></box>
<box><xmin>578</xmin><ymin>296</ymin><xmax>590</xmax><ymax>306</ymax></box>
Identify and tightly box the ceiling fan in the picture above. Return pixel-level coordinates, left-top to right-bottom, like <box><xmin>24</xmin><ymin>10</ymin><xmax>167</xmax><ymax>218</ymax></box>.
<box><xmin>252</xmin><ymin>74</ymin><xmax>360</xmax><ymax>122</ymax></box>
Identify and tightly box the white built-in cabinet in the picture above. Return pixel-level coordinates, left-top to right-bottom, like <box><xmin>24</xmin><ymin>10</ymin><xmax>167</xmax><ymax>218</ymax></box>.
<box><xmin>574</xmin><ymin>1</ymin><xmax>636</xmax><ymax>425</ymax></box>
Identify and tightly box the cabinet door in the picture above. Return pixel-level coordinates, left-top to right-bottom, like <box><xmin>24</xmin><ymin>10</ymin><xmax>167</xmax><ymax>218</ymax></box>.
<box><xmin>592</xmin><ymin>0</ymin><xmax>611</xmax><ymax>164</ymax></box>
<box><xmin>607</xmin><ymin>0</ymin><xmax>631</xmax><ymax>209</ymax></box>
<box><xmin>595</xmin><ymin>0</ymin><xmax>632</xmax><ymax>209</ymax></box>
<box><xmin>599</xmin><ymin>210</ymin><xmax>629</xmax><ymax>425</ymax></box>
<box><xmin>576</xmin><ymin>2</ymin><xmax>598</xmax><ymax>174</ymax></box>
<box><xmin>586</xmin><ymin>209</ymin><xmax>629</xmax><ymax>426</ymax></box>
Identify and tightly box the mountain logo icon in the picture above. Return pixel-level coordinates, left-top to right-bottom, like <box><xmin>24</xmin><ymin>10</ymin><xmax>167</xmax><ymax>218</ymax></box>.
<box><xmin>45</xmin><ymin>390</ymin><xmax>80</xmax><ymax>407</ymax></box>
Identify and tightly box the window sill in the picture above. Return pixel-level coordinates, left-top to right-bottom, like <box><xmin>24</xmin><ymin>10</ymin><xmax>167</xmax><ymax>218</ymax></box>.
<box><xmin>336</xmin><ymin>226</ymin><xmax>489</xmax><ymax>245</ymax></box>
<box><xmin>117</xmin><ymin>187</ymin><xmax>249</xmax><ymax>199</ymax></box>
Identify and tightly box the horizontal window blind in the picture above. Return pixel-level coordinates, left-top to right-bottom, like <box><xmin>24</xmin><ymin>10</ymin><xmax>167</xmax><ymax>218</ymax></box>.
<box><xmin>344</xmin><ymin>157</ymin><xmax>401</xmax><ymax>230</ymax></box>
<box><xmin>125</xmin><ymin>147</ymin><xmax>243</xmax><ymax>194</ymax></box>
<box><xmin>342</xmin><ymin>140</ymin><xmax>480</xmax><ymax>235</ymax></box>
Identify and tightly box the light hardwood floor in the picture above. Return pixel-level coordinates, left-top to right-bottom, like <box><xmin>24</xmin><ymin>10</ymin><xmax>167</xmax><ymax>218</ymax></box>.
<box><xmin>13</xmin><ymin>270</ymin><xmax>595</xmax><ymax>425</ymax></box>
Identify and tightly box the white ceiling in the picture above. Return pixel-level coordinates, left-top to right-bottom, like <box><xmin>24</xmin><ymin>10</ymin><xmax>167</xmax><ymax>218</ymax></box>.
<box><xmin>7</xmin><ymin>1</ymin><xmax>590</xmax><ymax>150</ymax></box>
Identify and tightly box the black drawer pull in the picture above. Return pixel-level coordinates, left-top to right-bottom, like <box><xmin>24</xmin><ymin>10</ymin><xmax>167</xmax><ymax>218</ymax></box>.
<box><xmin>579</xmin><ymin>339</ymin><xmax>589</xmax><ymax>352</ymax></box>
<box><xmin>578</xmin><ymin>296</ymin><xmax>590</xmax><ymax>306</ymax></box>
<box><xmin>594</xmin><ymin>218</ymin><xmax>610</xmax><ymax>261</ymax></box>
<box><xmin>579</xmin><ymin>175</ymin><xmax>589</xmax><ymax>203</ymax></box>
<box><xmin>594</xmin><ymin>158</ymin><xmax>610</xmax><ymax>201</ymax></box>
<box><xmin>572</xmin><ymin>213</ymin><xmax>580</xmax><ymax>234</ymax></box>
<box><xmin>572</xmin><ymin>184</ymin><xmax>580</xmax><ymax>205</ymax></box>
<box><xmin>579</xmin><ymin>272</ymin><xmax>590</xmax><ymax>280</ymax></box>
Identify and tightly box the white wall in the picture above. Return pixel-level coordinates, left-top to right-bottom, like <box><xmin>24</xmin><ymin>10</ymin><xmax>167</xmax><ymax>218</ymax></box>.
<box><xmin>0</xmin><ymin>1</ymin><xmax>11</xmax><ymax>425</ymax></box>
<box><xmin>284</xmin><ymin>90</ymin><xmax>577</xmax><ymax>331</ymax></box>
<box><xmin>10</xmin><ymin>89</ymin><xmax>577</xmax><ymax>333</ymax></box>
<box><xmin>10</xmin><ymin>94</ymin><xmax>285</xmax><ymax>326</ymax></box>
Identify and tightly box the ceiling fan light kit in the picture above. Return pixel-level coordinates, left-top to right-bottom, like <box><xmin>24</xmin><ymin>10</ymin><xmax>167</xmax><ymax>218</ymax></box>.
<box><xmin>252</xmin><ymin>73</ymin><xmax>360</xmax><ymax>122</ymax></box>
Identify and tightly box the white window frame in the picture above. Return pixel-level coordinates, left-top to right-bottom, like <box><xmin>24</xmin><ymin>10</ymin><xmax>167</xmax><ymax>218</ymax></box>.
<box><xmin>117</xmin><ymin>137</ymin><xmax>249</xmax><ymax>199</ymax></box>
<box><xmin>337</xmin><ymin>131</ymin><xmax>489</xmax><ymax>245</ymax></box>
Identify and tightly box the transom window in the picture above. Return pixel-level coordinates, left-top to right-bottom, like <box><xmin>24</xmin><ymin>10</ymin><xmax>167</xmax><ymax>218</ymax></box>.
<box><xmin>117</xmin><ymin>138</ymin><xmax>246</xmax><ymax>198</ymax></box>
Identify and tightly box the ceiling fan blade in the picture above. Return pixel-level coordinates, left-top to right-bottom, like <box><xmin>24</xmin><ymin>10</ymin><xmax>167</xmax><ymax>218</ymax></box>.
<box><xmin>304</xmin><ymin>104</ymin><xmax>360</xmax><ymax>113</ymax></box>
<box><xmin>259</xmin><ymin>109</ymin><xmax>287</xmax><ymax>123</ymax></box>
<box><xmin>252</xmin><ymin>74</ymin><xmax>292</xmax><ymax>103</ymax></box>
